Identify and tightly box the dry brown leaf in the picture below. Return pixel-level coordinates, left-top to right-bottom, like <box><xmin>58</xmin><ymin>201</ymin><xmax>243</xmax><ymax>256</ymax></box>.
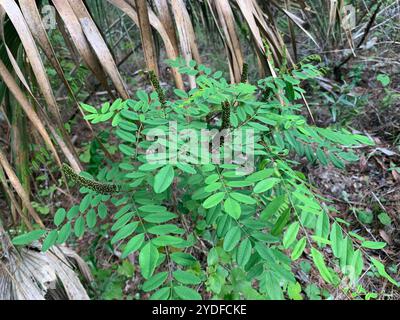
<box><xmin>0</xmin><ymin>0</ymin><xmax>60</xmax><ymax>121</ymax></box>
<box><xmin>0</xmin><ymin>7</ymin><xmax>81</xmax><ymax>172</ymax></box>
<box><xmin>19</xmin><ymin>0</ymin><xmax>82</xmax><ymax>110</ymax></box>
<box><xmin>133</xmin><ymin>0</ymin><xmax>159</xmax><ymax>75</ymax></box>
<box><xmin>170</xmin><ymin>0</ymin><xmax>201</xmax><ymax>89</ymax></box>
<box><xmin>379</xmin><ymin>229</ymin><xmax>392</xmax><ymax>246</ymax></box>
<box><xmin>52</xmin><ymin>0</ymin><xmax>112</xmax><ymax>94</ymax></box>
<box><xmin>0</xmin><ymin>0</ymin><xmax>82</xmax><ymax>171</ymax></box>
<box><xmin>0</xmin><ymin>167</ymin><xmax>31</xmax><ymax>228</ymax></box>
<box><xmin>213</xmin><ymin>0</ymin><xmax>244</xmax><ymax>83</ymax></box>
<box><xmin>0</xmin><ymin>59</ymin><xmax>62</xmax><ymax>171</ymax></box>
<box><xmin>108</xmin><ymin>0</ymin><xmax>184</xmax><ymax>89</ymax></box>
<box><xmin>0</xmin><ymin>243</ymin><xmax>91</xmax><ymax>300</ymax></box>
<box><xmin>153</xmin><ymin>0</ymin><xmax>179</xmax><ymax>55</ymax></box>
<box><xmin>0</xmin><ymin>148</ymin><xmax>44</xmax><ymax>228</ymax></box>
<box><xmin>69</xmin><ymin>0</ymin><xmax>130</xmax><ymax>99</ymax></box>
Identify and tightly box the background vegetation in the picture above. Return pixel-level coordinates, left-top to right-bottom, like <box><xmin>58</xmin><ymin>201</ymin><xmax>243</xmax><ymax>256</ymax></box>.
<box><xmin>0</xmin><ymin>0</ymin><xmax>399</xmax><ymax>300</ymax></box>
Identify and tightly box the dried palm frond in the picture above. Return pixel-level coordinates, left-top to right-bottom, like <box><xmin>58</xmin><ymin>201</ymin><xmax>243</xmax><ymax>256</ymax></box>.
<box><xmin>107</xmin><ymin>0</ymin><xmax>185</xmax><ymax>89</ymax></box>
<box><xmin>0</xmin><ymin>147</ymin><xmax>44</xmax><ymax>228</ymax></box>
<box><xmin>153</xmin><ymin>0</ymin><xmax>179</xmax><ymax>55</ymax></box>
<box><xmin>170</xmin><ymin>0</ymin><xmax>201</xmax><ymax>89</ymax></box>
<box><xmin>134</xmin><ymin>0</ymin><xmax>158</xmax><ymax>75</ymax></box>
<box><xmin>0</xmin><ymin>222</ymin><xmax>92</xmax><ymax>300</ymax></box>
<box><xmin>208</xmin><ymin>0</ymin><xmax>244</xmax><ymax>83</ymax></box>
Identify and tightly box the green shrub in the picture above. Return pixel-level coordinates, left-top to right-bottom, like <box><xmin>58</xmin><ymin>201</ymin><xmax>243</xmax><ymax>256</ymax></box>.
<box><xmin>13</xmin><ymin>58</ymin><xmax>397</xmax><ymax>300</ymax></box>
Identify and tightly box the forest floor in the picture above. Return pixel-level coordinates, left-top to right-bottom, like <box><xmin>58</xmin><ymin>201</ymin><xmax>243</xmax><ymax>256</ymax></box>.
<box><xmin>305</xmin><ymin>55</ymin><xmax>400</xmax><ymax>298</ymax></box>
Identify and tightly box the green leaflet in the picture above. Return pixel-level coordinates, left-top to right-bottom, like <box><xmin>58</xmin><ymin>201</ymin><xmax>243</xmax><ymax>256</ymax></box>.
<box><xmin>176</xmin><ymin>162</ymin><xmax>196</xmax><ymax>174</ymax></box>
<box><xmin>74</xmin><ymin>216</ymin><xmax>85</xmax><ymax>238</ymax></box>
<box><xmin>330</xmin><ymin>222</ymin><xmax>344</xmax><ymax>258</ymax></box>
<box><xmin>329</xmin><ymin>153</ymin><xmax>345</xmax><ymax>169</ymax></box>
<box><xmin>173</xmin><ymin>270</ymin><xmax>201</xmax><ymax>285</ymax></box>
<box><xmin>371</xmin><ymin>258</ymin><xmax>399</xmax><ymax>286</ymax></box>
<box><xmin>12</xmin><ymin>230</ymin><xmax>46</xmax><ymax>246</ymax></box>
<box><xmin>116</xmin><ymin>129</ymin><xmax>136</xmax><ymax>143</ymax></box>
<box><xmin>283</xmin><ymin>222</ymin><xmax>300</xmax><ymax>249</ymax></box>
<box><xmin>316</xmin><ymin>148</ymin><xmax>328</xmax><ymax>165</ymax></box>
<box><xmin>254</xmin><ymin>242</ymin><xmax>275</xmax><ymax>261</ymax></box>
<box><xmin>223</xmin><ymin>197</ymin><xmax>241</xmax><ymax>219</ymax></box>
<box><xmin>223</xmin><ymin>226</ymin><xmax>241</xmax><ymax>252</ymax></box>
<box><xmin>230</xmin><ymin>192</ymin><xmax>256</xmax><ymax>205</ymax></box>
<box><xmin>174</xmin><ymin>88</ymin><xmax>188</xmax><ymax>99</ymax></box>
<box><xmin>350</xmin><ymin>249</ymin><xmax>364</xmax><ymax>281</ymax></box>
<box><xmin>205</xmin><ymin>174</ymin><xmax>219</xmax><ymax>184</ymax></box>
<box><xmin>271</xmin><ymin>209</ymin><xmax>290</xmax><ymax>236</ymax></box>
<box><xmin>67</xmin><ymin>205</ymin><xmax>80</xmax><ymax>220</ymax></box>
<box><xmin>152</xmin><ymin>235</ymin><xmax>184</xmax><ymax>247</ymax></box>
<box><xmin>204</xmin><ymin>182</ymin><xmax>223</xmax><ymax>193</ymax></box>
<box><xmin>111</xmin><ymin>222</ymin><xmax>139</xmax><ymax>244</ymax></box>
<box><xmin>142</xmin><ymin>212</ymin><xmax>177</xmax><ymax>223</ymax></box>
<box><xmin>236</xmin><ymin>238</ymin><xmax>252</xmax><ymax>267</ymax></box>
<box><xmin>139</xmin><ymin>205</ymin><xmax>167</xmax><ymax>213</ymax></box>
<box><xmin>260</xmin><ymin>195</ymin><xmax>286</xmax><ymax>221</ymax></box>
<box><xmin>253</xmin><ymin>178</ymin><xmax>279</xmax><ymax>194</ymax></box>
<box><xmin>203</xmin><ymin>192</ymin><xmax>225</xmax><ymax>209</ymax></box>
<box><xmin>311</xmin><ymin>248</ymin><xmax>333</xmax><ymax>284</ymax></box>
<box><xmin>154</xmin><ymin>165</ymin><xmax>175</xmax><ymax>193</ymax></box>
<box><xmin>139</xmin><ymin>242</ymin><xmax>159</xmax><ymax>279</ymax></box>
<box><xmin>173</xmin><ymin>286</ymin><xmax>202</xmax><ymax>300</ymax></box>
<box><xmin>291</xmin><ymin>237</ymin><xmax>307</xmax><ymax>260</ymax></box>
<box><xmin>57</xmin><ymin>222</ymin><xmax>71</xmax><ymax>244</ymax></box>
<box><xmin>121</xmin><ymin>233</ymin><xmax>145</xmax><ymax>258</ymax></box>
<box><xmin>377</xmin><ymin>74</ymin><xmax>390</xmax><ymax>87</ymax></box>
<box><xmin>42</xmin><ymin>230</ymin><xmax>58</xmax><ymax>252</ymax></box>
<box><xmin>98</xmin><ymin>203</ymin><xmax>108</xmax><ymax>220</ymax></box>
<box><xmin>147</xmin><ymin>224</ymin><xmax>184</xmax><ymax>235</ymax></box>
<box><xmin>142</xmin><ymin>272</ymin><xmax>169</xmax><ymax>292</ymax></box>
<box><xmin>265</xmin><ymin>271</ymin><xmax>284</xmax><ymax>300</ymax></box>
<box><xmin>86</xmin><ymin>209</ymin><xmax>97</xmax><ymax>229</ymax></box>
<box><xmin>226</xmin><ymin>180</ymin><xmax>254</xmax><ymax>188</ymax></box>
<box><xmin>111</xmin><ymin>212</ymin><xmax>134</xmax><ymax>231</ymax></box>
<box><xmin>54</xmin><ymin>208</ymin><xmax>66</xmax><ymax>227</ymax></box>
<box><xmin>79</xmin><ymin>194</ymin><xmax>91</xmax><ymax>212</ymax></box>
<box><xmin>361</xmin><ymin>241</ymin><xmax>387</xmax><ymax>250</ymax></box>
<box><xmin>171</xmin><ymin>252</ymin><xmax>197</xmax><ymax>267</ymax></box>
<box><xmin>150</xmin><ymin>287</ymin><xmax>170</xmax><ymax>300</ymax></box>
<box><xmin>315</xmin><ymin>211</ymin><xmax>330</xmax><ymax>246</ymax></box>
<box><xmin>80</xmin><ymin>103</ymin><xmax>97</xmax><ymax>114</ymax></box>
<box><xmin>245</xmin><ymin>168</ymin><xmax>274</xmax><ymax>182</ymax></box>
<box><xmin>119</xmin><ymin>144</ymin><xmax>135</xmax><ymax>156</ymax></box>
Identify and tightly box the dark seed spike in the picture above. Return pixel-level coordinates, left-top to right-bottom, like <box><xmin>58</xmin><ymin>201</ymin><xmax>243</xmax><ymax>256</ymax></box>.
<box><xmin>221</xmin><ymin>101</ymin><xmax>231</xmax><ymax>130</ymax></box>
<box><xmin>240</xmin><ymin>63</ymin><xmax>249</xmax><ymax>83</ymax></box>
<box><xmin>62</xmin><ymin>164</ymin><xmax>118</xmax><ymax>195</ymax></box>
<box><xmin>148</xmin><ymin>70</ymin><xmax>166</xmax><ymax>108</ymax></box>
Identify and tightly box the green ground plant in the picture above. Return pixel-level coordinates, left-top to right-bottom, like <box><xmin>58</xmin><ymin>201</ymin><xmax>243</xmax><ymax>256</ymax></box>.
<box><xmin>11</xmin><ymin>58</ymin><xmax>398</xmax><ymax>300</ymax></box>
